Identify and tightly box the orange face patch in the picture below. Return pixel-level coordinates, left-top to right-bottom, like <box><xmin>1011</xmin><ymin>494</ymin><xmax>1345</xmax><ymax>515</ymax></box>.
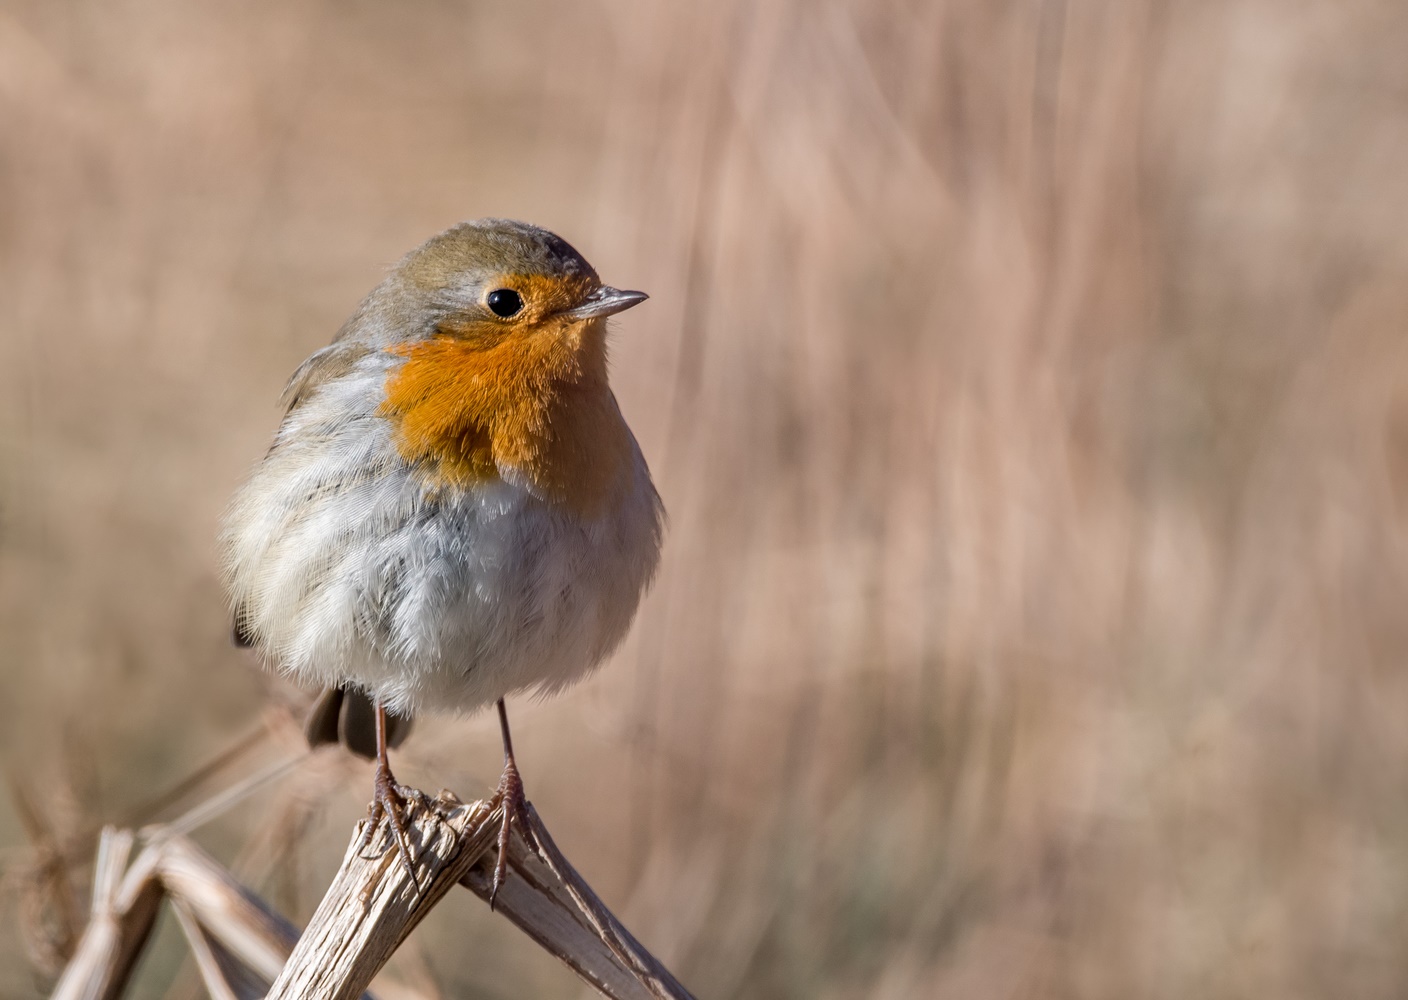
<box><xmin>379</xmin><ymin>304</ymin><xmax>633</xmax><ymax>517</ymax></box>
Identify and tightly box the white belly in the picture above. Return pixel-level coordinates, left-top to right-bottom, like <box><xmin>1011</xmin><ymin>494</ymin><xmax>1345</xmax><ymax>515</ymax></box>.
<box><xmin>221</xmin><ymin>362</ymin><xmax>663</xmax><ymax>716</ymax></box>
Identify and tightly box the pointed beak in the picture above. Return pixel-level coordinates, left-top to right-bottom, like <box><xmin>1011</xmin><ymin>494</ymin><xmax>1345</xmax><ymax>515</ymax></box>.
<box><xmin>563</xmin><ymin>286</ymin><xmax>649</xmax><ymax>320</ymax></box>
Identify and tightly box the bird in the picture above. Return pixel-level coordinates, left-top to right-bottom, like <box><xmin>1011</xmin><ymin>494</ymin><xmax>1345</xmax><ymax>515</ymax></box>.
<box><xmin>220</xmin><ymin>219</ymin><xmax>664</xmax><ymax>902</ymax></box>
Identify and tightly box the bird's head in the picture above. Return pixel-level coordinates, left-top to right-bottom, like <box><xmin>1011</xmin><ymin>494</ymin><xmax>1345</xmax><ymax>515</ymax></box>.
<box><xmin>374</xmin><ymin>218</ymin><xmax>646</xmax><ymax>373</ymax></box>
<box><xmin>367</xmin><ymin>220</ymin><xmax>648</xmax><ymax>509</ymax></box>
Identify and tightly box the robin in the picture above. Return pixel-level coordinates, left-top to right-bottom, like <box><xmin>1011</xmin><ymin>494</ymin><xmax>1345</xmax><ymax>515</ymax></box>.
<box><xmin>221</xmin><ymin>219</ymin><xmax>664</xmax><ymax>902</ymax></box>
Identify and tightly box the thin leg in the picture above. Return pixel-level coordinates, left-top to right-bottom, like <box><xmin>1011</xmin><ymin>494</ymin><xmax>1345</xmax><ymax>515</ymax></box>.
<box><xmin>489</xmin><ymin>697</ymin><xmax>538</xmax><ymax>909</ymax></box>
<box><xmin>357</xmin><ymin>699</ymin><xmax>421</xmax><ymax>888</ymax></box>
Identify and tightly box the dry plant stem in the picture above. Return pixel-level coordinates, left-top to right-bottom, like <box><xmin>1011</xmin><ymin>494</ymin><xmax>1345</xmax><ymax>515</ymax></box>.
<box><xmin>51</xmin><ymin>830</ymin><xmax>163</xmax><ymax>1000</ymax></box>
<box><xmin>53</xmin><ymin>794</ymin><xmax>693</xmax><ymax>1000</ymax></box>
<box><xmin>168</xmin><ymin>897</ymin><xmax>242</xmax><ymax>1000</ymax></box>
<box><xmin>462</xmin><ymin>803</ymin><xmax>696</xmax><ymax>1000</ymax></box>
<box><xmin>269</xmin><ymin>791</ymin><xmax>695</xmax><ymax>1000</ymax></box>
<box><xmin>50</xmin><ymin>828</ymin><xmax>359</xmax><ymax>1000</ymax></box>
<box><xmin>266</xmin><ymin>794</ymin><xmax>496</xmax><ymax>1000</ymax></box>
<box><xmin>152</xmin><ymin>834</ymin><xmax>303</xmax><ymax>984</ymax></box>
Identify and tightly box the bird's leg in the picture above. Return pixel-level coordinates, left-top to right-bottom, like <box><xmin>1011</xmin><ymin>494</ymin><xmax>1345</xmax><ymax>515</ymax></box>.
<box><xmin>357</xmin><ymin>699</ymin><xmax>422</xmax><ymax>888</ymax></box>
<box><xmin>489</xmin><ymin>697</ymin><xmax>539</xmax><ymax>909</ymax></box>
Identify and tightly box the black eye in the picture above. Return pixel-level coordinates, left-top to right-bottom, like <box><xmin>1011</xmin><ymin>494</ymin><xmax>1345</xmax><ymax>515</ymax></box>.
<box><xmin>486</xmin><ymin>288</ymin><xmax>523</xmax><ymax>318</ymax></box>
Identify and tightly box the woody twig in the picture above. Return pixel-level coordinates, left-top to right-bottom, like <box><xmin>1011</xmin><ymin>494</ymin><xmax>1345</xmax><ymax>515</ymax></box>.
<box><xmin>49</xmin><ymin>791</ymin><xmax>694</xmax><ymax>1000</ymax></box>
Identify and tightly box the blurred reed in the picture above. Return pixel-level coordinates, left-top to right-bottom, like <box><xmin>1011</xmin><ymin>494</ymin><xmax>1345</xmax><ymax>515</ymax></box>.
<box><xmin>2</xmin><ymin>0</ymin><xmax>1407</xmax><ymax>996</ymax></box>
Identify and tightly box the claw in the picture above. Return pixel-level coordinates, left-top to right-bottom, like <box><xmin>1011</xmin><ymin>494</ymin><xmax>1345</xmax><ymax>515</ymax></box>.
<box><xmin>489</xmin><ymin>757</ymin><xmax>536</xmax><ymax>909</ymax></box>
<box><xmin>357</xmin><ymin>699</ymin><xmax>428</xmax><ymax>896</ymax></box>
<box><xmin>488</xmin><ymin>697</ymin><xmax>541</xmax><ymax>910</ymax></box>
<box><xmin>360</xmin><ymin>760</ymin><xmax>426</xmax><ymax>891</ymax></box>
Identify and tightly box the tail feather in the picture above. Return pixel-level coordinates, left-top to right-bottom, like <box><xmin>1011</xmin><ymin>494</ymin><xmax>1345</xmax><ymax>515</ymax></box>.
<box><xmin>303</xmin><ymin>685</ymin><xmax>413</xmax><ymax>760</ymax></box>
<box><xmin>232</xmin><ymin>618</ymin><xmax>414</xmax><ymax>759</ymax></box>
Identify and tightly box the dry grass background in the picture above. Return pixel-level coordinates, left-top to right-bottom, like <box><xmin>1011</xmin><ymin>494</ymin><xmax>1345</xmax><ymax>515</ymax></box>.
<box><xmin>2</xmin><ymin>0</ymin><xmax>1408</xmax><ymax>996</ymax></box>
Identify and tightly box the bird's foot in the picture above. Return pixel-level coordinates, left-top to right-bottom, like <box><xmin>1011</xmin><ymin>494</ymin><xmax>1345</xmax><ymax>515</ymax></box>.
<box><xmin>488</xmin><ymin>756</ymin><xmax>540</xmax><ymax>910</ymax></box>
<box><xmin>359</xmin><ymin>759</ymin><xmax>431</xmax><ymax>890</ymax></box>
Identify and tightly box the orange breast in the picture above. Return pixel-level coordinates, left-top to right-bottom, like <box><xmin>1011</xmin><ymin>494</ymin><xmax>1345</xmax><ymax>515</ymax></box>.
<box><xmin>379</xmin><ymin>326</ymin><xmax>634</xmax><ymax>517</ymax></box>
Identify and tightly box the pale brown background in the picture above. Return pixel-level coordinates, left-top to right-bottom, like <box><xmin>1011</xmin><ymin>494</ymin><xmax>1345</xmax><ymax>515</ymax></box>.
<box><xmin>3</xmin><ymin>1</ymin><xmax>1408</xmax><ymax>996</ymax></box>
